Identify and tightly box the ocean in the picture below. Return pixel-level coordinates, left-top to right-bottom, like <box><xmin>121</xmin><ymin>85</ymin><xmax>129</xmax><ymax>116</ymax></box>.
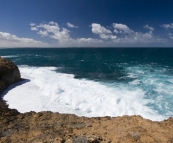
<box><xmin>1</xmin><ymin>48</ymin><xmax>173</xmax><ymax>121</ymax></box>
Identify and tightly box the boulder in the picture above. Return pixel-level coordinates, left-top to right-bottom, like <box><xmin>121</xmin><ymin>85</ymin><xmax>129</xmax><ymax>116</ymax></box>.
<box><xmin>0</xmin><ymin>57</ymin><xmax>21</xmax><ymax>94</ymax></box>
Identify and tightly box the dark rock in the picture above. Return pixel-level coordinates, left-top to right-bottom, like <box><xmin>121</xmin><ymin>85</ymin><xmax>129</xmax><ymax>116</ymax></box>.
<box><xmin>0</xmin><ymin>57</ymin><xmax>21</xmax><ymax>94</ymax></box>
<box><xmin>73</xmin><ymin>136</ymin><xmax>88</xmax><ymax>143</ymax></box>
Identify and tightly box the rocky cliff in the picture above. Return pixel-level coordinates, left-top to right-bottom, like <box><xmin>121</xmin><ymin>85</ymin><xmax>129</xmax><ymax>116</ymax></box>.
<box><xmin>0</xmin><ymin>108</ymin><xmax>173</xmax><ymax>143</ymax></box>
<box><xmin>0</xmin><ymin>57</ymin><xmax>173</xmax><ymax>143</ymax></box>
<box><xmin>0</xmin><ymin>56</ymin><xmax>21</xmax><ymax>94</ymax></box>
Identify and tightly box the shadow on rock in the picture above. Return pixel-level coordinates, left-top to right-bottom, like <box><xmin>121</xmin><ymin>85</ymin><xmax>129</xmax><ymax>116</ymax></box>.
<box><xmin>0</xmin><ymin>79</ymin><xmax>30</xmax><ymax>98</ymax></box>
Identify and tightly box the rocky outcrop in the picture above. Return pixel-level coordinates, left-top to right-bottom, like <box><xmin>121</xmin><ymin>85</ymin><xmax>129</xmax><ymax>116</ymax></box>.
<box><xmin>0</xmin><ymin>57</ymin><xmax>21</xmax><ymax>94</ymax></box>
<box><xmin>0</xmin><ymin>108</ymin><xmax>173</xmax><ymax>143</ymax></box>
<box><xmin>0</xmin><ymin>57</ymin><xmax>173</xmax><ymax>143</ymax></box>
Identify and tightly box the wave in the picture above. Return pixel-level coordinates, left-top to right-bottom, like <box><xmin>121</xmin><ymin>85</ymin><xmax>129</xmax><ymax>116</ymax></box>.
<box><xmin>3</xmin><ymin>66</ymin><xmax>172</xmax><ymax>121</ymax></box>
<box><xmin>1</xmin><ymin>55</ymin><xmax>18</xmax><ymax>58</ymax></box>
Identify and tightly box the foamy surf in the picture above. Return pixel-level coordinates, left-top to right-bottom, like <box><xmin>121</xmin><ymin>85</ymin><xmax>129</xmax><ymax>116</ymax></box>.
<box><xmin>1</xmin><ymin>55</ymin><xmax>18</xmax><ymax>58</ymax></box>
<box><xmin>3</xmin><ymin>66</ymin><xmax>169</xmax><ymax>121</ymax></box>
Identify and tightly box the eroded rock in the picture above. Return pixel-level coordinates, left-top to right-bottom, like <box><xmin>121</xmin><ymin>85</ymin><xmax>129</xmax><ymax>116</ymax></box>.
<box><xmin>0</xmin><ymin>57</ymin><xmax>21</xmax><ymax>94</ymax></box>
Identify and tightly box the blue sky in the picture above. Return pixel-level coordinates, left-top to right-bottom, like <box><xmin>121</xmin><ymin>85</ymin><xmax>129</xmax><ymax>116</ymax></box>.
<box><xmin>0</xmin><ymin>0</ymin><xmax>173</xmax><ymax>47</ymax></box>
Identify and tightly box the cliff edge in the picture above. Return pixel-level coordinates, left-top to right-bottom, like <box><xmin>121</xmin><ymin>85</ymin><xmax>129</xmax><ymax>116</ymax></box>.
<box><xmin>0</xmin><ymin>57</ymin><xmax>173</xmax><ymax>143</ymax></box>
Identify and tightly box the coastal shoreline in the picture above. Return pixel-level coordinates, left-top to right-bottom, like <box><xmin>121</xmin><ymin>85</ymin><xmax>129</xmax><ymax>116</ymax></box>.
<box><xmin>1</xmin><ymin>57</ymin><xmax>173</xmax><ymax>143</ymax></box>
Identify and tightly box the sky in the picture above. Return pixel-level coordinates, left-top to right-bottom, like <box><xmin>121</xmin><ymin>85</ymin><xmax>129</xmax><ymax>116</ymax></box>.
<box><xmin>0</xmin><ymin>0</ymin><xmax>173</xmax><ymax>47</ymax></box>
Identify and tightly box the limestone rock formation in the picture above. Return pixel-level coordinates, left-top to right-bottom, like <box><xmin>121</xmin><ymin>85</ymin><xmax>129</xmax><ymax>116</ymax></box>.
<box><xmin>0</xmin><ymin>57</ymin><xmax>21</xmax><ymax>94</ymax></box>
<box><xmin>0</xmin><ymin>109</ymin><xmax>173</xmax><ymax>143</ymax></box>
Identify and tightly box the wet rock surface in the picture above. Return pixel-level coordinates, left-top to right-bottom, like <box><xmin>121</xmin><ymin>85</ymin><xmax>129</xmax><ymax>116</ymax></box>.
<box><xmin>0</xmin><ymin>57</ymin><xmax>173</xmax><ymax>143</ymax></box>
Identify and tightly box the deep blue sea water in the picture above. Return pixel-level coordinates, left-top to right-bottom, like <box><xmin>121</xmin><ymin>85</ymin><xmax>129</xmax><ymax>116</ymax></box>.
<box><xmin>1</xmin><ymin>48</ymin><xmax>173</xmax><ymax>121</ymax></box>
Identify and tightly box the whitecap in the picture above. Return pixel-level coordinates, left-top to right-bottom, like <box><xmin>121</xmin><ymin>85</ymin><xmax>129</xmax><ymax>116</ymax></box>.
<box><xmin>2</xmin><ymin>66</ymin><xmax>168</xmax><ymax>121</ymax></box>
<box><xmin>1</xmin><ymin>55</ymin><xmax>18</xmax><ymax>58</ymax></box>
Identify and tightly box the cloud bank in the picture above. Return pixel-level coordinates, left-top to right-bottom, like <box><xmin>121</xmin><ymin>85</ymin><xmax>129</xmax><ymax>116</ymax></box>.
<box><xmin>91</xmin><ymin>23</ymin><xmax>164</xmax><ymax>46</ymax></box>
<box><xmin>161</xmin><ymin>23</ymin><xmax>173</xmax><ymax>29</ymax></box>
<box><xmin>30</xmin><ymin>21</ymin><xmax>166</xmax><ymax>47</ymax></box>
<box><xmin>0</xmin><ymin>21</ymin><xmax>170</xmax><ymax>47</ymax></box>
<box><xmin>30</xmin><ymin>21</ymin><xmax>103</xmax><ymax>47</ymax></box>
<box><xmin>161</xmin><ymin>23</ymin><xmax>173</xmax><ymax>40</ymax></box>
<box><xmin>0</xmin><ymin>31</ymin><xmax>48</xmax><ymax>47</ymax></box>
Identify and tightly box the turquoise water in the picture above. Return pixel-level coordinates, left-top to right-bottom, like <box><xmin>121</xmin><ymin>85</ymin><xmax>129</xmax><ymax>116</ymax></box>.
<box><xmin>1</xmin><ymin>48</ymin><xmax>173</xmax><ymax>121</ymax></box>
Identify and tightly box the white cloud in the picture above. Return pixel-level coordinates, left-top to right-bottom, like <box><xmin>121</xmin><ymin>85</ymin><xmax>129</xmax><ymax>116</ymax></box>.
<box><xmin>30</xmin><ymin>21</ymin><xmax>167</xmax><ymax>47</ymax></box>
<box><xmin>113</xmin><ymin>23</ymin><xmax>133</xmax><ymax>33</ymax></box>
<box><xmin>77</xmin><ymin>38</ymin><xmax>102</xmax><ymax>44</ymax></box>
<box><xmin>161</xmin><ymin>24</ymin><xmax>173</xmax><ymax>40</ymax></box>
<box><xmin>0</xmin><ymin>31</ymin><xmax>48</xmax><ymax>47</ymax></box>
<box><xmin>30</xmin><ymin>23</ymin><xmax>38</xmax><ymax>31</ymax></box>
<box><xmin>92</xmin><ymin>23</ymin><xmax>166</xmax><ymax>45</ymax></box>
<box><xmin>168</xmin><ymin>33</ymin><xmax>173</xmax><ymax>40</ymax></box>
<box><xmin>160</xmin><ymin>23</ymin><xmax>173</xmax><ymax>40</ymax></box>
<box><xmin>161</xmin><ymin>23</ymin><xmax>173</xmax><ymax>29</ymax></box>
<box><xmin>112</xmin><ymin>23</ymin><xmax>165</xmax><ymax>44</ymax></box>
<box><xmin>99</xmin><ymin>34</ymin><xmax>110</xmax><ymax>39</ymax></box>
<box><xmin>113</xmin><ymin>29</ymin><xmax>119</xmax><ymax>34</ymax></box>
<box><xmin>31</xmin><ymin>21</ymin><xmax>103</xmax><ymax>47</ymax></box>
<box><xmin>49</xmin><ymin>21</ymin><xmax>58</xmax><ymax>26</ymax></box>
<box><xmin>30</xmin><ymin>23</ymin><xmax>36</xmax><ymax>27</ymax></box>
<box><xmin>1</xmin><ymin>21</ymin><xmax>168</xmax><ymax>48</ymax></box>
<box><xmin>67</xmin><ymin>22</ymin><xmax>78</xmax><ymax>28</ymax></box>
<box><xmin>37</xmin><ymin>30</ymin><xmax>48</xmax><ymax>36</ymax></box>
<box><xmin>32</xmin><ymin>22</ymin><xmax>71</xmax><ymax>42</ymax></box>
<box><xmin>144</xmin><ymin>25</ymin><xmax>154</xmax><ymax>31</ymax></box>
<box><xmin>99</xmin><ymin>34</ymin><xmax>117</xmax><ymax>40</ymax></box>
<box><xmin>91</xmin><ymin>23</ymin><xmax>116</xmax><ymax>40</ymax></box>
<box><xmin>51</xmin><ymin>28</ymin><xmax>70</xmax><ymax>41</ymax></box>
<box><xmin>54</xmin><ymin>38</ymin><xmax>103</xmax><ymax>47</ymax></box>
<box><xmin>31</xmin><ymin>27</ymin><xmax>38</xmax><ymax>31</ymax></box>
<box><xmin>91</xmin><ymin>23</ymin><xmax>112</xmax><ymax>34</ymax></box>
<box><xmin>116</xmin><ymin>30</ymin><xmax>163</xmax><ymax>44</ymax></box>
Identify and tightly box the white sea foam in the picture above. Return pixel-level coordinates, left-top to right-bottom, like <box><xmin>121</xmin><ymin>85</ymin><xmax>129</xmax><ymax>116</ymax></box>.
<box><xmin>130</xmin><ymin>79</ymin><xmax>141</xmax><ymax>85</ymax></box>
<box><xmin>3</xmin><ymin>66</ymin><xmax>168</xmax><ymax>121</ymax></box>
<box><xmin>1</xmin><ymin>55</ymin><xmax>18</xmax><ymax>58</ymax></box>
